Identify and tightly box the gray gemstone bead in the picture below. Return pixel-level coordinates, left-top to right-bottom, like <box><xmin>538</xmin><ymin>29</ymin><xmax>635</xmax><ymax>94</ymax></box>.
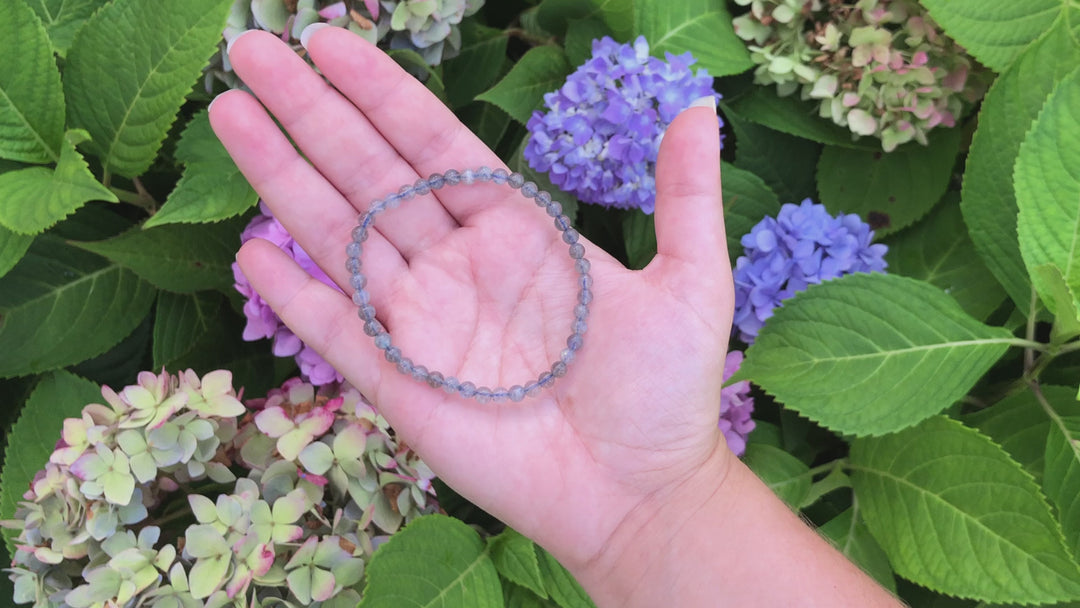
<box><xmin>346</xmin><ymin>242</ymin><xmax>362</xmax><ymax>257</ymax></box>
<box><xmin>538</xmin><ymin>372</ymin><xmax>555</xmax><ymax>388</ymax></box>
<box><xmin>574</xmin><ymin>304</ymin><xmax>589</xmax><ymax>320</ymax></box>
<box><xmin>459</xmin><ymin>381</ymin><xmax>477</xmax><ymax>398</ymax></box>
<box><xmin>385</xmin><ymin>193</ymin><xmax>402</xmax><ymax>209</ymax></box>
<box><xmin>414</xmin><ymin>178</ymin><xmax>431</xmax><ymax>195</ymax></box>
<box><xmin>491</xmin><ymin>389</ymin><xmax>509</xmax><ymax>403</ymax></box>
<box><xmin>554</xmin><ymin>215</ymin><xmax>571</xmax><ymax>231</ymax></box>
<box><xmin>562</xmin><ymin>229</ymin><xmax>579</xmax><ymax>244</ymax></box>
<box><xmin>384</xmin><ymin>346</ymin><xmax>401</xmax><ymax>363</ymax></box>
<box><xmin>370</xmin><ymin>199</ymin><xmax>387</xmax><ymax>214</ymax></box>
<box><xmin>579</xmin><ymin>289</ymin><xmax>593</xmax><ymax>305</ymax></box>
<box><xmin>475</xmin><ymin>387</ymin><xmax>492</xmax><ymax>403</ymax></box>
<box><xmin>444</xmin><ymin>169</ymin><xmax>461</xmax><ymax>185</ymax></box>
<box><xmin>363</xmin><ymin>320</ymin><xmax>384</xmax><ymax>337</ymax></box>
<box><xmin>476</xmin><ymin>166</ymin><xmax>493</xmax><ymax>181</ymax></box>
<box><xmin>397</xmin><ymin>357</ymin><xmax>414</xmax><ymax>374</ymax></box>
<box><xmin>524</xmin><ymin>381</ymin><xmax>541</xmax><ymax>397</ymax></box>
<box><xmin>521</xmin><ymin>181</ymin><xmax>538</xmax><ymax>197</ymax></box>
<box><xmin>351</xmin><ymin>290</ymin><xmax>370</xmax><ymax>306</ymax></box>
<box><xmin>427</xmin><ymin>173</ymin><xmax>446</xmax><ymax>189</ymax></box>
<box><xmin>572</xmin><ymin>319</ymin><xmax>587</xmax><ymax>335</ymax></box>
<box><xmin>427</xmin><ymin>371</ymin><xmax>444</xmax><ymax>389</ymax></box>
<box><xmin>346</xmin><ymin>258</ymin><xmax>362</xmax><ymax>273</ymax></box>
<box><xmin>545</xmin><ymin>201</ymin><xmax>562</xmax><ymax>217</ymax></box>
<box><xmin>551</xmin><ymin>361</ymin><xmax>568</xmax><ymax>378</ymax></box>
<box><xmin>567</xmin><ymin>333</ymin><xmax>583</xmax><ymax>351</ymax></box>
<box><xmin>349</xmin><ymin>274</ymin><xmax>367</xmax><ymax>290</ymax></box>
<box><xmin>492</xmin><ymin>168</ymin><xmax>509</xmax><ymax>184</ymax></box>
<box><xmin>374</xmin><ymin>332</ymin><xmax>391</xmax><ymax>350</ymax></box>
<box><xmin>560</xmin><ymin>348</ymin><xmax>575</xmax><ymax>364</ymax></box>
<box><xmin>398</xmin><ymin>185</ymin><xmax>416</xmax><ymax>200</ymax></box>
<box><xmin>411</xmin><ymin>365</ymin><xmax>429</xmax><ymax>382</ymax></box>
<box><xmin>461</xmin><ymin>168</ymin><xmax>476</xmax><ymax>184</ymax></box>
<box><xmin>569</xmin><ymin>243</ymin><xmax>585</xmax><ymax>259</ymax></box>
<box><xmin>442</xmin><ymin>376</ymin><xmax>460</xmax><ymax>393</ymax></box>
<box><xmin>579</xmin><ymin>274</ymin><xmax>593</xmax><ymax>290</ymax></box>
<box><xmin>351</xmin><ymin>226</ymin><xmax>367</xmax><ymax>241</ymax></box>
<box><xmin>534</xmin><ymin>191</ymin><xmax>552</xmax><ymax>206</ymax></box>
<box><xmin>360</xmin><ymin>304</ymin><xmax>376</xmax><ymax>321</ymax></box>
<box><xmin>575</xmin><ymin>259</ymin><xmax>591</xmax><ymax>274</ymax></box>
<box><xmin>508</xmin><ymin>385</ymin><xmax>526</xmax><ymax>402</ymax></box>
<box><xmin>508</xmin><ymin>172</ymin><xmax>525</xmax><ymax>188</ymax></box>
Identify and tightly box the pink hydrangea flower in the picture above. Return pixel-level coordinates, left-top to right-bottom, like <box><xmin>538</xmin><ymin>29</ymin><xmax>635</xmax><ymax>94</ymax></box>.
<box><xmin>721</xmin><ymin>351</ymin><xmax>756</xmax><ymax>457</ymax></box>
<box><xmin>233</xmin><ymin>203</ymin><xmax>345</xmax><ymax>386</ymax></box>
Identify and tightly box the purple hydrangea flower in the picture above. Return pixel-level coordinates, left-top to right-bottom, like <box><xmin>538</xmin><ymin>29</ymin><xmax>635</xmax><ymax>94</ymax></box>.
<box><xmin>733</xmin><ymin>200</ymin><xmax>888</xmax><ymax>343</ymax></box>
<box><xmin>233</xmin><ymin>203</ymin><xmax>345</xmax><ymax>386</ymax></box>
<box><xmin>524</xmin><ymin>36</ymin><xmax>721</xmax><ymax>214</ymax></box>
<box><xmin>721</xmin><ymin>351</ymin><xmax>755</xmax><ymax>457</ymax></box>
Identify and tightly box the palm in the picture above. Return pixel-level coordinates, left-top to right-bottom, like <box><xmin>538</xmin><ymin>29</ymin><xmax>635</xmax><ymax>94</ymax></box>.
<box><xmin>214</xmin><ymin>28</ymin><xmax>735</xmax><ymax>567</ymax></box>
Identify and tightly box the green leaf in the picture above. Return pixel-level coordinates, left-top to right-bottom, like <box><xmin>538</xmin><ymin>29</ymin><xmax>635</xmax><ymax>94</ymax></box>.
<box><xmin>166</xmin><ymin>304</ymin><xmax>279</xmax><ymax>398</ymax></box>
<box><xmin>505</xmin><ymin>583</ymin><xmax>556</xmax><ymax>608</ymax></box>
<box><xmin>152</xmin><ymin>291</ymin><xmax>224</xmax><ymax>368</ymax></box>
<box><xmin>633</xmin><ymin>0</ymin><xmax>752</xmax><ymax>77</ymax></box>
<box><xmin>48</xmin><ymin>201</ymin><xmax>133</xmax><ymax>241</ymax></box>
<box><xmin>0</xmin><ymin>370</ymin><xmax>101</xmax><ymax>554</ymax></box>
<box><xmin>735</xmin><ymin>273</ymin><xmax>1014</xmax><ymax>436</ymax></box>
<box><xmin>1016</xmin><ymin>67</ymin><xmax>1080</xmax><ymax>323</ymax></box>
<box><xmin>0</xmin><ymin>0</ymin><xmax>64</xmax><ymax>164</ymax></box>
<box><xmin>359</xmin><ymin>514</ymin><xmax>503</xmax><ymax>608</ymax></box>
<box><xmin>442</xmin><ymin>22</ymin><xmax>509</xmax><ymax>109</ymax></box>
<box><xmin>477</xmin><ymin>46</ymin><xmax>571</xmax><ymax>125</ymax></box>
<box><xmin>388</xmin><ymin>49</ymin><xmax>448</xmax><ymax>103</ymax></box>
<box><xmin>961</xmin><ymin>21</ymin><xmax>1080</xmax><ymax>308</ymax></box>
<box><xmin>536</xmin><ymin>0</ymin><xmax>633</xmax><ymax>41</ymax></box>
<box><xmin>724</xmin><ymin>88</ymin><xmax>875</xmax><ymax>150</ymax></box>
<box><xmin>817</xmin><ymin>128</ymin><xmax>961</xmax><ymax>236</ymax></box>
<box><xmin>918</xmin><ymin>0</ymin><xmax>1080</xmax><ymax>73</ymax></box>
<box><xmin>727</xmin><ymin>111</ymin><xmax>820</xmax><ymax>204</ymax></box>
<box><xmin>1032</xmin><ymin>264</ymin><xmax>1080</xmax><ymax>342</ymax></box>
<box><xmin>69</xmin><ymin>312</ymin><xmax>151</xmax><ymax>388</ymax></box>
<box><xmin>535</xmin><ymin>547</ymin><xmax>595</xmax><ymax>608</ymax></box>
<box><xmin>884</xmin><ymin>199</ymin><xmax>1007</xmax><ymax>321</ymax></box>
<box><xmin>819</xmin><ymin>508</ymin><xmax>896</xmax><ymax>594</ymax></box>
<box><xmin>64</xmin><ymin>0</ymin><xmax>234</xmax><ymax>177</ymax></box>
<box><xmin>563</xmin><ymin>18</ymin><xmax>613</xmax><ymax>67</ymax></box>
<box><xmin>1044</xmin><ymin>409</ymin><xmax>1080</xmax><ymax>558</ymax></box>
<box><xmin>0</xmin><ymin>129</ymin><xmax>117</xmax><ymax>234</ymax></box>
<box><xmin>489</xmin><ymin>528</ymin><xmax>548</xmax><ymax>600</ymax></box>
<box><xmin>73</xmin><ymin>219</ymin><xmax>241</xmax><ymax>293</ymax></box>
<box><xmin>148</xmin><ymin>111</ymin><xmax>258</xmax><ymax>227</ymax></box>
<box><xmin>459</xmin><ymin>102</ymin><xmax>513</xmax><ymax>151</ymax></box>
<box><xmin>721</xmin><ymin>162</ymin><xmax>782</xmax><ymax>259</ymax></box>
<box><xmin>0</xmin><ymin>235</ymin><xmax>156</xmax><ymax>377</ymax></box>
<box><xmin>24</xmin><ymin>0</ymin><xmax>112</xmax><ymax>56</ymax></box>
<box><xmin>622</xmin><ymin>210</ymin><xmax>655</xmax><ymax>270</ymax></box>
<box><xmin>964</xmin><ymin>387</ymin><xmax>1080</xmax><ymax>482</ymax></box>
<box><xmin>851</xmin><ymin>416</ymin><xmax>1080</xmax><ymax>604</ymax></box>
<box><xmin>742</xmin><ymin>443</ymin><xmax>811</xmax><ymax>508</ymax></box>
<box><xmin>0</xmin><ymin>226</ymin><xmax>33</xmax><ymax>279</ymax></box>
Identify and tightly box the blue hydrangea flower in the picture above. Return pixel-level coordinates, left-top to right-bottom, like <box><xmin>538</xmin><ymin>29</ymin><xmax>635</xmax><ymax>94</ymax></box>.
<box><xmin>524</xmin><ymin>36</ymin><xmax>721</xmax><ymax>214</ymax></box>
<box><xmin>733</xmin><ymin>200</ymin><xmax>888</xmax><ymax>342</ymax></box>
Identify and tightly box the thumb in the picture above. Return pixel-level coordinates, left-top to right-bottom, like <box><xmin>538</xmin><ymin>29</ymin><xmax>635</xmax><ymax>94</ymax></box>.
<box><xmin>651</xmin><ymin>97</ymin><xmax>729</xmax><ymax>270</ymax></box>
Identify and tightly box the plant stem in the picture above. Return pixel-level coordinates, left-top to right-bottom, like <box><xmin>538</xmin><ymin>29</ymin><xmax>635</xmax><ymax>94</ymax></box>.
<box><xmin>1024</xmin><ymin>287</ymin><xmax>1038</xmax><ymax>373</ymax></box>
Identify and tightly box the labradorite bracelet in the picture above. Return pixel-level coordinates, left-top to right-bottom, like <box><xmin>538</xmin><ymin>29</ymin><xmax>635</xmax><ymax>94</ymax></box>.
<box><xmin>345</xmin><ymin>167</ymin><xmax>592</xmax><ymax>403</ymax></box>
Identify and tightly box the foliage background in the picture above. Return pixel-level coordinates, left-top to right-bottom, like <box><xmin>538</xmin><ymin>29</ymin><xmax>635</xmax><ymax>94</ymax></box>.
<box><xmin>1</xmin><ymin>0</ymin><xmax>1080</xmax><ymax>605</ymax></box>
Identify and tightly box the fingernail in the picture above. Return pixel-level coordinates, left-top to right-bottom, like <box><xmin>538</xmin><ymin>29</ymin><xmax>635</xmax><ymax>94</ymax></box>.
<box><xmin>300</xmin><ymin>22</ymin><xmax>331</xmax><ymax>50</ymax></box>
<box><xmin>208</xmin><ymin>94</ymin><xmax>221</xmax><ymax>114</ymax></box>
<box><xmin>226</xmin><ymin>29</ymin><xmax>256</xmax><ymax>56</ymax></box>
<box><xmin>688</xmin><ymin>95</ymin><xmax>717</xmax><ymax>111</ymax></box>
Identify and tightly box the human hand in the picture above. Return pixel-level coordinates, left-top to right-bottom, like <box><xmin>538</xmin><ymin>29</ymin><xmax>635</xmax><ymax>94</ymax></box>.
<box><xmin>212</xmin><ymin>25</ymin><xmax>734</xmax><ymax>582</ymax></box>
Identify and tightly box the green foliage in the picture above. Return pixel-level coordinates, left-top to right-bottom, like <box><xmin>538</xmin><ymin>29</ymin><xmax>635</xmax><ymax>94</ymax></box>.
<box><xmin>1016</xmin><ymin>68</ymin><xmax>1080</xmax><ymax>323</ymax></box>
<box><xmin>152</xmin><ymin>291</ymin><xmax>223</xmax><ymax>368</ymax></box>
<box><xmin>478</xmin><ymin>46</ymin><xmax>571</xmax><ymax>125</ymax></box>
<box><xmin>23</xmin><ymin>0</ymin><xmax>112</xmax><ymax>56</ymax></box>
<box><xmin>0</xmin><ymin>370</ymin><xmax>100</xmax><ymax>553</ymax></box>
<box><xmin>64</xmin><ymin>0</ymin><xmax>233</xmax><ymax>177</ymax></box>
<box><xmin>817</xmin><ymin>128</ymin><xmax>961</xmax><ymax>236</ymax></box>
<box><xmin>742</xmin><ymin>443</ymin><xmax>811</xmax><ymax>508</ymax></box>
<box><xmin>536</xmin><ymin>0</ymin><xmax>633</xmax><ymax>41</ymax></box>
<box><xmin>726</xmin><ymin>111</ymin><xmax>820</xmax><ymax>204</ymax></box>
<box><xmin>819</xmin><ymin>508</ymin><xmax>896</xmax><ymax>594</ymax></box>
<box><xmin>0</xmin><ymin>130</ymin><xmax>117</xmax><ymax>234</ymax></box>
<box><xmin>0</xmin><ymin>236</ymin><xmax>155</xmax><ymax>378</ymax></box>
<box><xmin>633</xmin><ymin>0</ymin><xmax>751</xmax><ymax>76</ymax></box>
<box><xmin>851</xmin><ymin>416</ymin><xmax>1080</xmax><ymax>604</ymax></box>
<box><xmin>961</xmin><ymin>20</ymin><xmax>1080</xmax><ymax>308</ymax></box>
<box><xmin>884</xmin><ymin>199</ymin><xmax>1007</xmax><ymax>321</ymax></box>
<box><xmin>918</xmin><ymin>0</ymin><xmax>1079</xmax><ymax>72</ymax></box>
<box><xmin>724</xmin><ymin>87</ymin><xmax>874</xmax><ymax>149</ymax></box>
<box><xmin>442</xmin><ymin>22</ymin><xmax>510</xmax><ymax>109</ymax></box>
<box><xmin>0</xmin><ymin>227</ymin><xmax>33</xmax><ymax>279</ymax></box>
<box><xmin>489</xmin><ymin>528</ymin><xmax>548</xmax><ymax>599</ymax></box>
<box><xmin>147</xmin><ymin>111</ymin><xmax>259</xmax><ymax>227</ymax></box>
<box><xmin>736</xmin><ymin>273</ymin><xmax>1014</xmax><ymax>436</ymax></box>
<box><xmin>0</xmin><ymin>1</ymin><xmax>64</xmax><ymax>164</ymax></box>
<box><xmin>359</xmin><ymin>514</ymin><xmax>503</xmax><ymax>607</ymax></box>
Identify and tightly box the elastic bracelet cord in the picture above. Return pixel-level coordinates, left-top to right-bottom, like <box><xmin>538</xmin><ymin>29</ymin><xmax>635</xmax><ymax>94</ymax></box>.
<box><xmin>346</xmin><ymin>167</ymin><xmax>592</xmax><ymax>403</ymax></box>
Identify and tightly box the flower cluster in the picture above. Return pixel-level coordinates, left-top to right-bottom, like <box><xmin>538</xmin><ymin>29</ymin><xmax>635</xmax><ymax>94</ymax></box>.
<box><xmin>7</xmin><ymin>371</ymin><xmax>436</xmax><ymax>607</ymax></box>
<box><xmin>234</xmin><ymin>202</ymin><xmax>344</xmax><ymax>386</ymax></box>
<box><xmin>209</xmin><ymin>0</ymin><xmax>483</xmax><ymax>89</ymax></box>
<box><xmin>721</xmin><ymin>351</ymin><xmax>755</xmax><ymax>456</ymax></box>
<box><xmin>524</xmin><ymin>36</ymin><xmax>721</xmax><ymax>214</ymax></box>
<box><xmin>732</xmin><ymin>0</ymin><xmax>983</xmax><ymax>151</ymax></box>
<box><xmin>733</xmin><ymin>200</ymin><xmax>888</xmax><ymax>342</ymax></box>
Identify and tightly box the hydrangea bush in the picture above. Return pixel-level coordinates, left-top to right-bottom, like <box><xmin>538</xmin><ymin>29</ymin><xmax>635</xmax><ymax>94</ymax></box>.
<box><xmin>5</xmin><ymin>370</ymin><xmax>435</xmax><ymax>606</ymax></box>
<box><xmin>3</xmin><ymin>0</ymin><xmax>1080</xmax><ymax>606</ymax></box>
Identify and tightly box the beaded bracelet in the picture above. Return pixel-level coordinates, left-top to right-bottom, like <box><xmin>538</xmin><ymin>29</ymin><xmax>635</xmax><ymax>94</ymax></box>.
<box><xmin>345</xmin><ymin>167</ymin><xmax>593</xmax><ymax>403</ymax></box>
